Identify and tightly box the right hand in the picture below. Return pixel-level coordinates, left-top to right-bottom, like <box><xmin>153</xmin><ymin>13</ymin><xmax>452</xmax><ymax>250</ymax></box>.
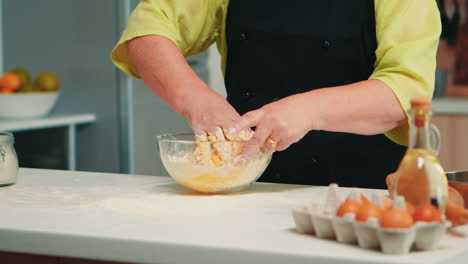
<box><xmin>386</xmin><ymin>172</ymin><xmax>397</xmax><ymax>196</ymax></box>
<box><xmin>181</xmin><ymin>88</ymin><xmax>241</xmax><ymax>139</ymax></box>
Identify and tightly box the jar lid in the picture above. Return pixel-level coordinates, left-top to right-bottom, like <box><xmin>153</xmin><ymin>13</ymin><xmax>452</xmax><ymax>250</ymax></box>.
<box><xmin>0</xmin><ymin>132</ymin><xmax>14</xmax><ymax>144</ymax></box>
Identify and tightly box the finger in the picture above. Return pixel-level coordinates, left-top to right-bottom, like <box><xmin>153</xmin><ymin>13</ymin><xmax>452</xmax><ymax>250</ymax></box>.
<box><xmin>386</xmin><ymin>172</ymin><xmax>398</xmax><ymax>196</ymax></box>
<box><xmin>263</xmin><ymin>130</ymin><xmax>281</xmax><ymax>153</ymax></box>
<box><xmin>276</xmin><ymin>141</ymin><xmax>291</xmax><ymax>152</ymax></box>
<box><xmin>217</xmin><ymin>119</ymin><xmax>235</xmax><ymax>139</ymax></box>
<box><xmin>229</xmin><ymin>110</ymin><xmax>264</xmax><ymax>137</ymax></box>
<box><xmin>193</xmin><ymin>127</ymin><xmax>208</xmax><ymax>141</ymax></box>
<box><xmin>224</xmin><ymin>127</ymin><xmax>254</xmax><ymax>141</ymax></box>
<box><xmin>386</xmin><ymin>173</ymin><xmax>396</xmax><ymax>188</ymax></box>
<box><xmin>207</xmin><ymin>126</ymin><xmax>227</xmax><ymax>142</ymax></box>
<box><xmin>263</xmin><ymin>138</ymin><xmax>277</xmax><ymax>153</ymax></box>
<box><xmin>239</xmin><ymin>123</ymin><xmax>272</xmax><ymax>165</ymax></box>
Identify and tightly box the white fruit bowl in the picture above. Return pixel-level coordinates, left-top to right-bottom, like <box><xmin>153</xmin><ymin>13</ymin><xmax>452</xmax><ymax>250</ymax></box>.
<box><xmin>0</xmin><ymin>92</ymin><xmax>59</xmax><ymax>119</ymax></box>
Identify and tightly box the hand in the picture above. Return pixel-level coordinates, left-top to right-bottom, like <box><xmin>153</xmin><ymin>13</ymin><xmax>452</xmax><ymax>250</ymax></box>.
<box><xmin>386</xmin><ymin>172</ymin><xmax>397</xmax><ymax>196</ymax></box>
<box><xmin>229</xmin><ymin>94</ymin><xmax>318</xmax><ymax>163</ymax></box>
<box><xmin>181</xmin><ymin>87</ymin><xmax>241</xmax><ymax>140</ymax></box>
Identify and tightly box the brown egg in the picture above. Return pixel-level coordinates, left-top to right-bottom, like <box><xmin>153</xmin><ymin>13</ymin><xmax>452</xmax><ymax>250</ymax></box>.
<box><xmin>413</xmin><ymin>204</ymin><xmax>442</xmax><ymax>223</ymax></box>
<box><xmin>380</xmin><ymin>209</ymin><xmax>414</xmax><ymax>229</ymax></box>
<box><xmin>356</xmin><ymin>203</ymin><xmax>383</xmax><ymax>222</ymax></box>
<box><xmin>448</xmin><ymin>185</ymin><xmax>465</xmax><ymax>208</ymax></box>
<box><xmin>336</xmin><ymin>200</ymin><xmax>361</xmax><ymax>217</ymax></box>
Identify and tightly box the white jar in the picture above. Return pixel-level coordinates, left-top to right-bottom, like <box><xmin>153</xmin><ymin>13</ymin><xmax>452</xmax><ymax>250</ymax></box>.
<box><xmin>0</xmin><ymin>132</ymin><xmax>18</xmax><ymax>186</ymax></box>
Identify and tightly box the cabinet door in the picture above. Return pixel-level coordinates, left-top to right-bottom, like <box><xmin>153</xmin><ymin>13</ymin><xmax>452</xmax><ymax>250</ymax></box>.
<box><xmin>432</xmin><ymin>115</ymin><xmax>468</xmax><ymax>171</ymax></box>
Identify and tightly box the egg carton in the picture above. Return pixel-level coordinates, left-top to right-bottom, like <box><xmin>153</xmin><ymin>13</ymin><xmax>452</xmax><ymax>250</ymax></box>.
<box><xmin>291</xmin><ymin>184</ymin><xmax>451</xmax><ymax>254</ymax></box>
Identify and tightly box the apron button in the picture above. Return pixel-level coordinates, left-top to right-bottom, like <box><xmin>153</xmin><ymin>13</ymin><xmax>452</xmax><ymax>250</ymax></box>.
<box><xmin>239</xmin><ymin>33</ymin><xmax>248</xmax><ymax>41</ymax></box>
<box><xmin>244</xmin><ymin>90</ymin><xmax>254</xmax><ymax>97</ymax></box>
<box><xmin>311</xmin><ymin>156</ymin><xmax>319</xmax><ymax>165</ymax></box>
<box><xmin>322</xmin><ymin>40</ymin><xmax>331</xmax><ymax>50</ymax></box>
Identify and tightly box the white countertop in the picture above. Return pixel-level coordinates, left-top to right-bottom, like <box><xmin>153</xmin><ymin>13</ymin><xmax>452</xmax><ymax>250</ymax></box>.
<box><xmin>0</xmin><ymin>113</ymin><xmax>96</xmax><ymax>132</ymax></box>
<box><xmin>0</xmin><ymin>168</ymin><xmax>467</xmax><ymax>264</ymax></box>
<box><xmin>433</xmin><ymin>97</ymin><xmax>468</xmax><ymax>115</ymax></box>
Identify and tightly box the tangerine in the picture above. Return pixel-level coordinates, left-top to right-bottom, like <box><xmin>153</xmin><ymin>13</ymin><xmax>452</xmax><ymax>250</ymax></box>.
<box><xmin>0</xmin><ymin>72</ymin><xmax>22</xmax><ymax>92</ymax></box>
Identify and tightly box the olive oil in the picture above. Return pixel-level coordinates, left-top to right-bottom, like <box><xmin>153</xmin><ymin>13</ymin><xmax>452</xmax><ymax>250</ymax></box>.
<box><xmin>394</xmin><ymin>98</ymin><xmax>448</xmax><ymax>214</ymax></box>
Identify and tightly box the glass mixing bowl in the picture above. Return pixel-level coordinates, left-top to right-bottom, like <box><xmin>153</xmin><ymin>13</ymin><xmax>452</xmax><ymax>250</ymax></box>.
<box><xmin>157</xmin><ymin>133</ymin><xmax>272</xmax><ymax>194</ymax></box>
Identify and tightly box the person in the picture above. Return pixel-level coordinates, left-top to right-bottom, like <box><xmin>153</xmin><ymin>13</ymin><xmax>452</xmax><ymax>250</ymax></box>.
<box><xmin>111</xmin><ymin>0</ymin><xmax>441</xmax><ymax>189</ymax></box>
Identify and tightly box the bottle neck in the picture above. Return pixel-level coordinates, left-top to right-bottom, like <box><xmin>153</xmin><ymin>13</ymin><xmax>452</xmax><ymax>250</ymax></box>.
<box><xmin>409</xmin><ymin>110</ymin><xmax>432</xmax><ymax>149</ymax></box>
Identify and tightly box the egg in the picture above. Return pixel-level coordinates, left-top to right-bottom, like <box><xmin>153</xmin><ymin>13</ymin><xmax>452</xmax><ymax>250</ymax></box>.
<box><xmin>356</xmin><ymin>202</ymin><xmax>383</xmax><ymax>222</ymax></box>
<box><xmin>380</xmin><ymin>209</ymin><xmax>414</xmax><ymax>228</ymax></box>
<box><xmin>446</xmin><ymin>201</ymin><xmax>468</xmax><ymax>226</ymax></box>
<box><xmin>448</xmin><ymin>186</ymin><xmax>465</xmax><ymax>208</ymax></box>
<box><xmin>336</xmin><ymin>200</ymin><xmax>361</xmax><ymax>217</ymax></box>
<box><xmin>413</xmin><ymin>204</ymin><xmax>442</xmax><ymax>223</ymax></box>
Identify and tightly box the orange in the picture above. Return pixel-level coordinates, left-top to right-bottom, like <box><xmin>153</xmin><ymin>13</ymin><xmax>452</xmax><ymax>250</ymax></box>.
<box><xmin>0</xmin><ymin>89</ymin><xmax>13</xmax><ymax>94</ymax></box>
<box><xmin>0</xmin><ymin>72</ymin><xmax>22</xmax><ymax>92</ymax></box>
<box><xmin>10</xmin><ymin>67</ymin><xmax>31</xmax><ymax>86</ymax></box>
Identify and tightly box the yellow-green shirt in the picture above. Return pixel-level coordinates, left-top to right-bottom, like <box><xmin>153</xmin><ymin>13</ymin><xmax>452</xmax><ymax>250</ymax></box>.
<box><xmin>111</xmin><ymin>0</ymin><xmax>441</xmax><ymax>146</ymax></box>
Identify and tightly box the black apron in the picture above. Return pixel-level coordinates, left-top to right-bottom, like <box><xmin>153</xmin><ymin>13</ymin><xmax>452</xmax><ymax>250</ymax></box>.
<box><xmin>224</xmin><ymin>0</ymin><xmax>407</xmax><ymax>189</ymax></box>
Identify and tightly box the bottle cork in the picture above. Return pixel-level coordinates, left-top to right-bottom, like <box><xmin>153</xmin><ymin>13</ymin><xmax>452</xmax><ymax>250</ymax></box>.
<box><xmin>411</xmin><ymin>97</ymin><xmax>431</xmax><ymax>111</ymax></box>
<box><xmin>411</xmin><ymin>98</ymin><xmax>431</xmax><ymax>127</ymax></box>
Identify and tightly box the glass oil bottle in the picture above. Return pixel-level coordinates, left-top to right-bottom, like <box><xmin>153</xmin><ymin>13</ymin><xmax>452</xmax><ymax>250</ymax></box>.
<box><xmin>394</xmin><ymin>98</ymin><xmax>448</xmax><ymax>213</ymax></box>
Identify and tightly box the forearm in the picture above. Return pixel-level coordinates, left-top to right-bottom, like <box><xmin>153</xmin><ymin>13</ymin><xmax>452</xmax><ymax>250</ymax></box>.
<box><xmin>126</xmin><ymin>35</ymin><xmax>213</xmax><ymax>115</ymax></box>
<box><xmin>307</xmin><ymin>79</ymin><xmax>407</xmax><ymax>135</ymax></box>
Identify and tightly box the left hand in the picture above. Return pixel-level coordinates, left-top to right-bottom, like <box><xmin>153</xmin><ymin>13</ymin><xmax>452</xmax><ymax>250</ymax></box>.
<box><xmin>228</xmin><ymin>94</ymin><xmax>319</xmax><ymax>164</ymax></box>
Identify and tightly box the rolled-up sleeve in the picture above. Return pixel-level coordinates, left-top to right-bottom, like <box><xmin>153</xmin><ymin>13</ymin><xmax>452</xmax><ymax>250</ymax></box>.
<box><xmin>111</xmin><ymin>0</ymin><xmax>223</xmax><ymax>79</ymax></box>
<box><xmin>371</xmin><ymin>0</ymin><xmax>441</xmax><ymax>145</ymax></box>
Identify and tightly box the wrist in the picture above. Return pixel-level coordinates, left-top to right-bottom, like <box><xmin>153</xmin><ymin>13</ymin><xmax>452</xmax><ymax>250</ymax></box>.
<box><xmin>171</xmin><ymin>83</ymin><xmax>212</xmax><ymax>117</ymax></box>
<box><xmin>302</xmin><ymin>91</ymin><xmax>327</xmax><ymax>131</ymax></box>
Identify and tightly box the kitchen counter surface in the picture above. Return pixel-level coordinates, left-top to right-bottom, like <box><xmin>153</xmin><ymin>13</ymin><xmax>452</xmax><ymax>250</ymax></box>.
<box><xmin>0</xmin><ymin>168</ymin><xmax>467</xmax><ymax>264</ymax></box>
<box><xmin>433</xmin><ymin>97</ymin><xmax>468</xmax><ymax>115</ymax></box>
